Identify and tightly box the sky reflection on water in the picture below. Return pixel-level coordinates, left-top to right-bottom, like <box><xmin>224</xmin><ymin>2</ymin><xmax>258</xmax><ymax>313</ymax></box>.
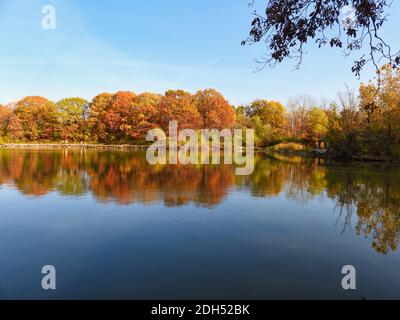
<box><xmin>0</xmin><ymin>149</ymin><xmax>400</xmax><ymax>299</ymax></box>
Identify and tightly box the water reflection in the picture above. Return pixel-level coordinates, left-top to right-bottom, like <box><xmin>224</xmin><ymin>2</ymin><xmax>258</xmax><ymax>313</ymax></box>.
<box><xmin>0</xmin><ymin>149</ymin><xmax>234</xmax><ymax>207</ymax></box>
<box><xmin>0</xmin><ymin>149</ymin><xmax>399</xmax><ymax>255</ymax></box>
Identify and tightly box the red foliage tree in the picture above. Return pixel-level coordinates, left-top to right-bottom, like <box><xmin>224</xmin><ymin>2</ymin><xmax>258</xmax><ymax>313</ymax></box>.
<box><xmin>104</xmin><ymin>91</ymin><xmax>137</xmax><ymax>141</ymax></box>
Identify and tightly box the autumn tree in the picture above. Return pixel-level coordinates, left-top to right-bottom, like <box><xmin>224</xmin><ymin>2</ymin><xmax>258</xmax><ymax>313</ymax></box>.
<box><xmin>374</xmin><ymin>67</ymin><xmax>400</xmax><ymax>148</ymax></box>
<box><xmin>305</xmin><ymin>107</ymin><xmax>329</xmax><ymax>148</ymax></box>
<box><xmin>0</xmin><ymin>105</ymin><xmax>11</xmax><ymax>140</ymax></box>
<box><xmin>104</xmin><ymin>91</ymin><xmax>137</xmax><ymax>142</ymax></box>
<box><xmin>243</xmin><ymin>1</ymin><xmax>399</xmax><ymax>76</ymax></box>
<box><xmin>127</xmin><ymin>92</ymin><xmax>161</xmax><ymax>140</ymax></box>
<box><xmin>251</xmin><ymin>116</ymin><xmax>274</xmax><ymax>147</ymax></box>
<box><xmin>360</xmin><ymin>65</ymin><xmax>400</xmax><ymax>156</ymax></box>
<box><xmin>7</xmin><ymin>114</ymin><xmax>23</xmax><ymax>140</ymax></box>
<box><xmin>247</xmin><ymin>99</ymin><xmax>287</xmax><ymax>141</ymax></box>
<box><xmin>193</xmin><ymin>89</ymin><xmax>235</xmax><ymax>129</ymax></box>
<box><xmin>235</xmin><ymin>105</ymin><xmax>252</xmax><ymax>129</ymax></box>
<box><xmin>287</xmin><ymin>95</ymin><xmax>317</xmax><ymax>139</ymax></box>
<box><xmin>11</xmin><ymin>96</ymin><xmax>59</xmax><ymax>141</ymax></box>
<box><xmin>56</xmin><ymin>98</ymin><xmax>89</xmax><ymax>142</ymax></box>
<box><xmin>87</xmin><ymin>93</ymin><xmax>114</xmax><ymax>142</ymax></box>
<box><xmin>157</xmin><ymin>90</ymin><xmax>202</xmax><ymax>132</ymax></box>
<box><xmin>326</xmin><ymin>88</ymin><xmax>363</xmax><ymax>158</ymax></box>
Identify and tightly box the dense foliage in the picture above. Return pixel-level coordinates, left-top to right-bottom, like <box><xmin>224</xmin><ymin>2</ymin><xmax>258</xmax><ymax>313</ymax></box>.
<box><xmin>1</xmin><ymin>67</ymin><xmax>400</xmax><ymax>160</ymax></box>
<box><xmin>236</xmin><ymin>65</ymin><xmax>400</xmax><ymax>159</ymax></box>
<box><xmin>0</xmin><ymin>89</ymin><xmax>235</xmax><ymax>144</ymax></box>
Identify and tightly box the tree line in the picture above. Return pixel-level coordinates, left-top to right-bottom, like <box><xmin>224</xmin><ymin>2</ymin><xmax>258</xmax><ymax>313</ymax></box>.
<box><xmin>0</xmin><ymin>89</ymin><xmax>236</xmax><ymax>144</ymax></box>
<box><xmin>238</xmin><ymin>65</ymin><xmax>400</xmax><ymax>159</ymax></box>
<box><xmin>1</xmin><ymin>65</ymin><xmax>399</xmax><ymax>159</ymax></box>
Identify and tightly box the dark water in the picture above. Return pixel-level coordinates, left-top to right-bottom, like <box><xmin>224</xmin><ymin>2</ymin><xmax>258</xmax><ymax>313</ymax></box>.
<box><xmin>0</xmin><ymin>149</ymin><xmax>400</xmax><ymax>299</ymax></box>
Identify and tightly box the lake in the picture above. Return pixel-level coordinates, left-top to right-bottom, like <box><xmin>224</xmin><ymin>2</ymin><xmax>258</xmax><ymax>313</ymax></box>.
<box><xmin>0</xmin><ymin>148</ymin><xmax>399</xmax><ymax>299</ymax></box>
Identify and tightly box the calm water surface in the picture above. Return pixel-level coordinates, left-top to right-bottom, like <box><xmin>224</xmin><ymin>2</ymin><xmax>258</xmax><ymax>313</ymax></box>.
<box><xmin>0</xmin><ymin>149</ymin><xmax>399</xmax><ymax>299</ymax></box>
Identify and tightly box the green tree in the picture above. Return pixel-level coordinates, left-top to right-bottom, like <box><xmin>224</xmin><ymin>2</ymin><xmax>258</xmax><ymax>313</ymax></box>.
<box><xmin>248</xmin><ymin>99</ymin><xmax>287</xmax><ymax>141</ymax></box>
<box><xmin>306</xmin><ymin>107</ymin><xmax>328</xmax><ymax>148</ymax></box>
<box><xmin>56</xmin><ymin>98</ymin><xmax>89</xmax><ymax>142</ymax></box>
<box><xmin>251</xmin><ymin>116</ymin><xmax>273</xmax><ymax>147</ymax></box>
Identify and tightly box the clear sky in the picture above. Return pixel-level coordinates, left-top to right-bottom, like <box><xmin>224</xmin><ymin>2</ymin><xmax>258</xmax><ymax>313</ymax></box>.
<box><xmin>0</xmin><ymin>0</ymin><xmax>399</xmax><ymax>106</ymax></box>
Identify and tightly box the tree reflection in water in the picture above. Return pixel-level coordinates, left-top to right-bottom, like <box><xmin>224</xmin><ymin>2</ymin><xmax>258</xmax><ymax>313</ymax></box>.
<box><xmin>0</xmin><ymin>149</ymin><xmax>399</xmax><ymax>254</ymax></box>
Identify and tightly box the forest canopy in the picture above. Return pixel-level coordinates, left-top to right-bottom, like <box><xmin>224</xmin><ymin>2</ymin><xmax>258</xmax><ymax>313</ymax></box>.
<box><xmin>1</xmin><ymin>65</ymin><xmax>400</xmax><ymax>160</ymax></box>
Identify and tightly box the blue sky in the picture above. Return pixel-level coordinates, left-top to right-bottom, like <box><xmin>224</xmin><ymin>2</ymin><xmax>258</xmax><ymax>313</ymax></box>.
<box><xmin>0</xmin><ymin>0</ymin><xmax>399</xmax><ymax>106</ymax></box>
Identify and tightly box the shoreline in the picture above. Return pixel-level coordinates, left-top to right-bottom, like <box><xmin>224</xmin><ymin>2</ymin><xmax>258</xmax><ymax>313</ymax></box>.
<box><xmin>267</xmin><ymin>149</ymin><xmax>400</xmax><ymax>164</ymax></box>
<box><xmin>0</xmin><ymin>143</ymin><xmax>149</xmax><ymax>150</ymax></box>
<box><xmin>1</xmin><ymin>144</ymin><xmax>399</xmax><ymax>164</ymax></box>
<box><xmin>0</xmin><ymin>143</ymin><xmax>250</xmax><ymax>152</ymax></box>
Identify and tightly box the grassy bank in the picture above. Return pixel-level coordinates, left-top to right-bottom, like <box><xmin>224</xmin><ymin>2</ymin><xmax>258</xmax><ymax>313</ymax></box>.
<box><xmin>265</xmin><ymin>142</ymin><xmax>400</xmax><ymax>163</ymax></box>
<box><xmin>265</xmin><ymin>142</ymin><xmax>315</xmax><ymax>157</ymax></box>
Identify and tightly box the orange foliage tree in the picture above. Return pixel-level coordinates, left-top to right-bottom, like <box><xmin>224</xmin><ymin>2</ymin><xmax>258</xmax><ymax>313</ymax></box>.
<box><xmin>104</xmin><ymin>91</ymin><xmax>137</xmax><ymax>142</ymax></box>
<box><xmin>10</xmin><ymin>96</ymin><xmax>59</xmax><ymax>141</ymax></box>
<box><xmin>193</xmin><ymin>89</ymin><xmax>235</xmax><ymax>129</ymax></box>
<box><xmin>88</xmin><ymin>91</ymin><xmax>161</xmax><ymax>142</ymax></box>
<box><xmin>157</xmin><ymin>90</ymin><xmax>202</xmax><ymax>132</ymax></box>
<box><xmin>126</xmin><ymin>92</ymin><xmax>161</xmax><ymax>140</ymax></box>
<box><xmin>87</xmin><ymin>93</ymin><xmax>114</xmax><ymax>142</ymax></box>
<box><xmin>0</xmin><ymin>105</ymin><xmax>12</xmax><ymax>139</ymax></box>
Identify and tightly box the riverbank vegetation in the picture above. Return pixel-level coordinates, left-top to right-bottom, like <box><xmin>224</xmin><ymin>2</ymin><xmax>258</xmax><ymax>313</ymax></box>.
<box><xmin>1</xmin><ymin>65</ymin><xmax>399</xmax><ymax>160</ymax></box>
